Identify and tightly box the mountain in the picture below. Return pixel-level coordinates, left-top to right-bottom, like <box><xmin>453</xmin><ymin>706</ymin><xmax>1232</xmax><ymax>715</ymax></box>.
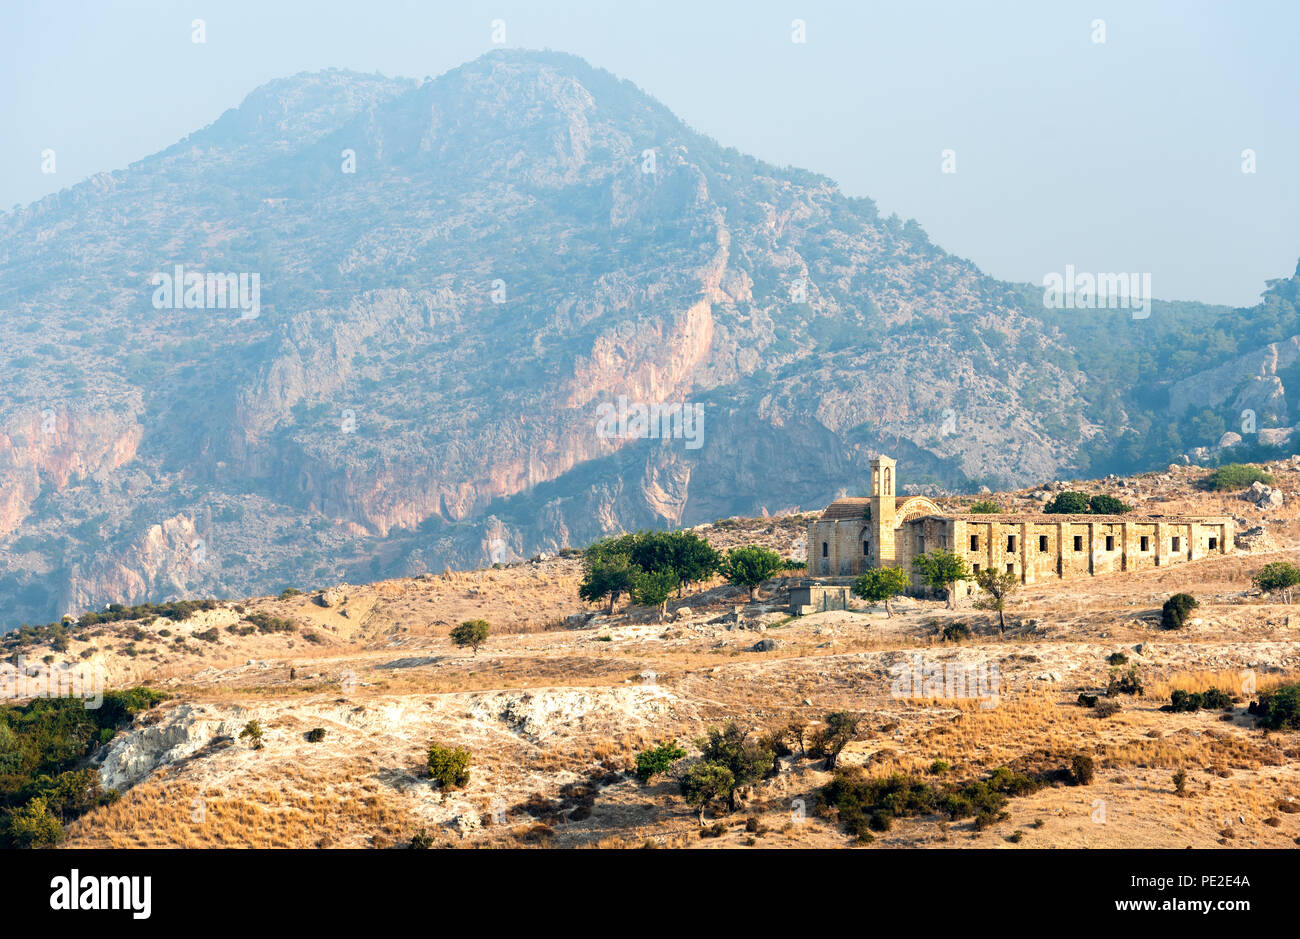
<box><xmin>1</xmin><ymin>49</ymin><xmax>1297</xmax><ymax>626</ymax></box>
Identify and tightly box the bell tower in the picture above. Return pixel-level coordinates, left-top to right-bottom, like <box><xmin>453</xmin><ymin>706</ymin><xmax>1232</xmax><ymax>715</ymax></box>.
<box><xmin>870</xmin><ymin>455</ymin><xmax>898</xmax><ymax>564</ymax></box>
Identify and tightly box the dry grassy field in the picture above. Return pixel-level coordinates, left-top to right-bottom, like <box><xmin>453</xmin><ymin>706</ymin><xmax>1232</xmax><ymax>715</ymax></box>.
<box><xmin>17</xmin><ymin>461</ymin><xmax>1300</xmax><ymax>849</ymax></box>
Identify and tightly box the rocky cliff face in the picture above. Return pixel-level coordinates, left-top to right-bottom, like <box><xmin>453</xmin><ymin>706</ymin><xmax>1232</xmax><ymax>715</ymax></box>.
<box><xmin>0</xmin><ymin>50</ymin><xmax>1296</xmax><ymax>625</ymax></box>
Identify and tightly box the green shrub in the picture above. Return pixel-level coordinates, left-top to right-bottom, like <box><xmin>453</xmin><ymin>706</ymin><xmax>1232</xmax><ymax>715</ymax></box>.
<box><xmin>1044</xmin><ymin>491</ymin><xmax>1090</xmax><ymax>514</ymax></box>
<box><xmin>1167</xmin><ymin>688</ymin><xmax>1233</xmax><ymax>713</ymax></box>
<box><xmin>969</xmin><ymin>500</ymin><xmax>1000</xmax><ymax>514</ymax></box>
<box><xmin>1202</xmin><ymin>463</ymin><xmax>1274</xmax><ymax>492</ymax></box>
<box><xmin>1070</xmin><ymin>754</ymin><xmax>1095</xmax><ymax>785</ymax></box>
<box><xmin>1106</xmin><ymin>666</ymin><xmax>1144</xmax><ymax>697</ymax></box>
<box><xmin>634</xmin><ymin>740</ymin><xmax>687</xmax><ymax>783</ymax></box>
<box><xmin>427</xmin><ymin>743</ymin><xmax>471</xmax><ymax>788</ymax></box>
<box><xmin>408</xmin><ymin>828</ymin><xmax>434</xmax><ymax>849</ymax></box>
<box><xmin>305</xmin><ymin>727</ymin><xmax>326</xmax><ymax>743</ymax></box>
<box><xmin>1250</xmin><ymin>682</ymin><xmax>1300</xmax><ymax>730</ymax></box>
<box><xmin>1077</xmin><ymin>693</ymin><xmax>1099</xmax><ymax>707</ymax></box>
<box><xmin>247</xmin><ymin>612</ymin><xmax>296</xmax><ymax>633</ymax></box>
<box><xmin>941</xmin><ymin>622</ymin><xmax>971</xmax><ymax>642</ymax></box>
<box><xmin>1088</xmin><ymin>494</ymin><xmax>1132</xmax><ymax>515</ymax></box>
<box><xmin>1107</xmin><ymin>652</ymin><xmax>1129</xmax><ymax>666</ymax></box>
<box><xmin>1161</xmin><ymin>593</ymin><xmax>1199</xmax><ymax>630</ymax></box>
<box><xmin>2</xmin><ymin>796</ymin><xmax>63</xmax><ymax>848</ymax></box>
<box><xmin>239</xmin><ymin>720</ymin><xmax>264</xmax><ymax>750</ymax></box>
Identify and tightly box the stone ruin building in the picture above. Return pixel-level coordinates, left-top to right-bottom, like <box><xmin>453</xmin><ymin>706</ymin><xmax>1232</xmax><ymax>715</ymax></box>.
<box><xmin>806</xmin><ymin>455</ymin><xmax>1234</xmax><ymax>599</ymax></box>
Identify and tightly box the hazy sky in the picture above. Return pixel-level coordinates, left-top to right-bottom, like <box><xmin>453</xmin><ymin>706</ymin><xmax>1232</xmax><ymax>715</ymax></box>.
<box><xmin>3</xmin><ymin>0</ymin><xmax>1297</xmax><ymax>306</ymax></box>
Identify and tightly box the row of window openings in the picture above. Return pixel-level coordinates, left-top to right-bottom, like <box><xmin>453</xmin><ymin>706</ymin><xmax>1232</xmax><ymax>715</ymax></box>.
<box><xmin>821</xmin><ymin>534</ymin><xmax>1217</xmax><ymax>560</ymax></box>
<box><xmin>968</xmin><ymin>534</ymin><xmax>1205</xmax><ymax>553</ymax></box>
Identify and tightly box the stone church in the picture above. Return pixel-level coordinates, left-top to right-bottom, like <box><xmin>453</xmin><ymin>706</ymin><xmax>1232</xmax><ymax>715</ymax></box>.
<box><xmin>807</xmin><ymin>456</ymin><xmax>1234</xmax><ymax>599</ymax></box>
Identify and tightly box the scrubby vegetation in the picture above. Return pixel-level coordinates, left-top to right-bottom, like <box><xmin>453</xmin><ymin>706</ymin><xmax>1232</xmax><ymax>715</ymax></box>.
<box><xmin>1043</xmin><ymin>492</ymin><xmax>1132</xmax><ymax>515</ymax></box>
<box><xmin>634</xmin><ymin>740</ymin><xmax>687</xmax><ymax>783</ymax></box>
<box><xmin>822</xmin><ymin>763</ymin><xmax>1053</xmax><ymax>841</ymax></box>
<box><xmin>1250</xmin><ymin>682</ymin><xmax>1300</xmax><ymax>730</ymax></box>
<box><xmin>1161</xmin><ymin>593</ymin><xmax>1199</xmax><ymax>630</ymax></box>
<box><xmin>427</xmin><ymin>743</ymin><xmax>471</xmax><ymax>788</ymax></box>
<box><xmin>3</xmin><ymin>599</ymin><xmax>219</xmax><ymax>651</ymax></box>
<box><xmin>1106</xmin><ymin>666</ymin><xmax>1145</xmax><ymax>697</ymax></box>
<box><xmin>0</xmin><ymin>688</ymin><xmax>164</xmax><ymax>847</ymax></box>
<box><xmin>1201</xmin><ymin>463</ymin><xmax>1275</xmax><ymax>492</ymax></box>
<box><xmin>1164</xmin><ymin>687</ymin><xmax>1233</xmax><ymax>713</ymax></box>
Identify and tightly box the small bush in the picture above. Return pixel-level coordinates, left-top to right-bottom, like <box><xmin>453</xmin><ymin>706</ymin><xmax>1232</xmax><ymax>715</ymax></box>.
<box><xmin>1093</xmin><ymin>699</ymin><xmax>1122</xmax><ymax>718</ymax></box>
<box><xmin>634</xmin><ymin>740</ymin><xmax>687</xmax><ymax>783</ymax></box>
<box><xmin>969</xmin><ymin>500</ymin><xmax>1000</xmax><ymax>514</ymax></box>
<box><xmin>1106</xmin><ymin>666</ymin><xmax>1144</xmax><ymax>697</ymax></box>
<box><xmin>427</xmin><ymin>743</ymin><xmax>471</xmax><ymax>788</ymax></box>
<box><xmin>1070</xmin><ymin>754</ymin><xmax>1095</xmax><ymax>785</ymax></box>
<box><xmin>941</xmin><ymin>622</ymin><xmax>971</xmax><ymax>643</ymax></box>
<box><xmin>929</xmin><ymin>759</ymin><xmax>950</xmax><ymax>775</ymax></box>
<box><xmin>1161</xmin><ymin>593</ymin><xmax>1199</xmax><ymax>630</ymax></box>
<box><xmin>1251</xmin><ymin>682</ymin><xmax>1300</xmax><ymax>730</ymax></box>
<box><xmin>305</xmin><ymin>727</ymin><xmax>326</xmax><ymax>743</ymax></box>
<box><xmin>1077</xmin><ymin>693</ymin><xmax>1099</xmax><ymax>708</ymax></box>
<box><xmin>1107</xmin><ymin>652</ymin><xmax>1128</xmax><ymax>666</ymax></box>
<box><xmin>699</xmin><ymin>821</ymin><xmax>728</xmax><ymax>839</ymax></box>
<box><xmin>1172</xmin><ymin>770</ymin><xmax>1188</xmax><ymax>795</ymax></box>
<box><xmin>408</xmin><ymin>828</ymin><xmax>434</xmax><ymax>849</ymax></box>
<box><xmin>1166</xmin><ymin>688</ymin><xmax>1233</xmax><ymax>713</ymax></box>
<box><xmin>239</xmin><ymin>720</ymin><xmax>264</xmax><ymax>750</ymax></box>
<box><xmin>1202</xmin><ymin>463</ymin><xmax>1274</xmax><ymax>492</ymax></box>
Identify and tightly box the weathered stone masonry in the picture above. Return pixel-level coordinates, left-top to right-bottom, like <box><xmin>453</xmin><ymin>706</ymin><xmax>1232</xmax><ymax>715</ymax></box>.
<box><xmin>807</xmin><ymin>456</ymin><xmax>1233</xmax><ymax>598</ymax></box>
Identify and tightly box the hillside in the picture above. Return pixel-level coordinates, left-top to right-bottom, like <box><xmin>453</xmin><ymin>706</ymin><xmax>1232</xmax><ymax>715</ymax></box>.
<box><xmin>2</xmin><ymin>49</ymin><xmax>1299</xmax><ymax>625</ymax></box>
<box><xmin>2</xmin><ymin>458</ymin><xmax>1298</xmax><ymax>849</ymax></box>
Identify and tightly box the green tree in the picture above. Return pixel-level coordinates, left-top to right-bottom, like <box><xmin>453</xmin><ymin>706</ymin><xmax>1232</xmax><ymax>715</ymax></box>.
<box><xmin>1044</xmin><ymin>491</ymin><xmax>1091</xmax><ymax>514</ymax></box>
<box><xmin>628</xmin><ymin>531</ymin><xmax>720</xmax><ymax>594</ymax></box>
<box><xmin>1253</xmin><ymin>562</ymin><xmax>1300</xmax><ymax>603</ymax></box>
<box><xmin>696</xmin><ymin>721</ymin><xmax>774</xmax><ymax>811</ymax></box>
<box><xmin>578</xmin><ymin>546</ymin><xmax>637</xmax><ymax>613</ymax></box>
<box><xmin>450</xmin><ymin>619</ymin><xmax>490</xmax><ymax>655</ymax></box>
<box><xmin>679</xmin><ymin>761</ymin><xmax>734</xmax><ymax>825</ymax></box>
<box><xmin>911</xmin><ymin>548</ymin><xmax>971</xmax><ymax>609</ymax></box>
<box><xmin>973</xmin><ymin>568</ymin><xmax>1018</xmax><ymax>636</ymax></box>
<box><xmin>635</xmin><ymin>740</ymin><xmax>687</xmax><ymax>783</ymax></box>
<box><xmin>720</xmin><ymin>545</ymin><xmax>786</xmax><ymax>602</ymax></box>
<box><xmin>631</xmin><ymin>569</ymin><xmax>679</xmax><ymax>622</ymax></box>
<box><xmin>809</xmin><ymin>711</ymin><xmax>860</xmax><ymax>770</ymax></box>
<box><xmin>1088</xmin><ymin>494</ymin><xmax>1132</xmax><ymax>515</ymax></box>
<box><xmin>852</xmin><ymin>567</ymin><xmax>910</xmax><ymax>617</ymax></box>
